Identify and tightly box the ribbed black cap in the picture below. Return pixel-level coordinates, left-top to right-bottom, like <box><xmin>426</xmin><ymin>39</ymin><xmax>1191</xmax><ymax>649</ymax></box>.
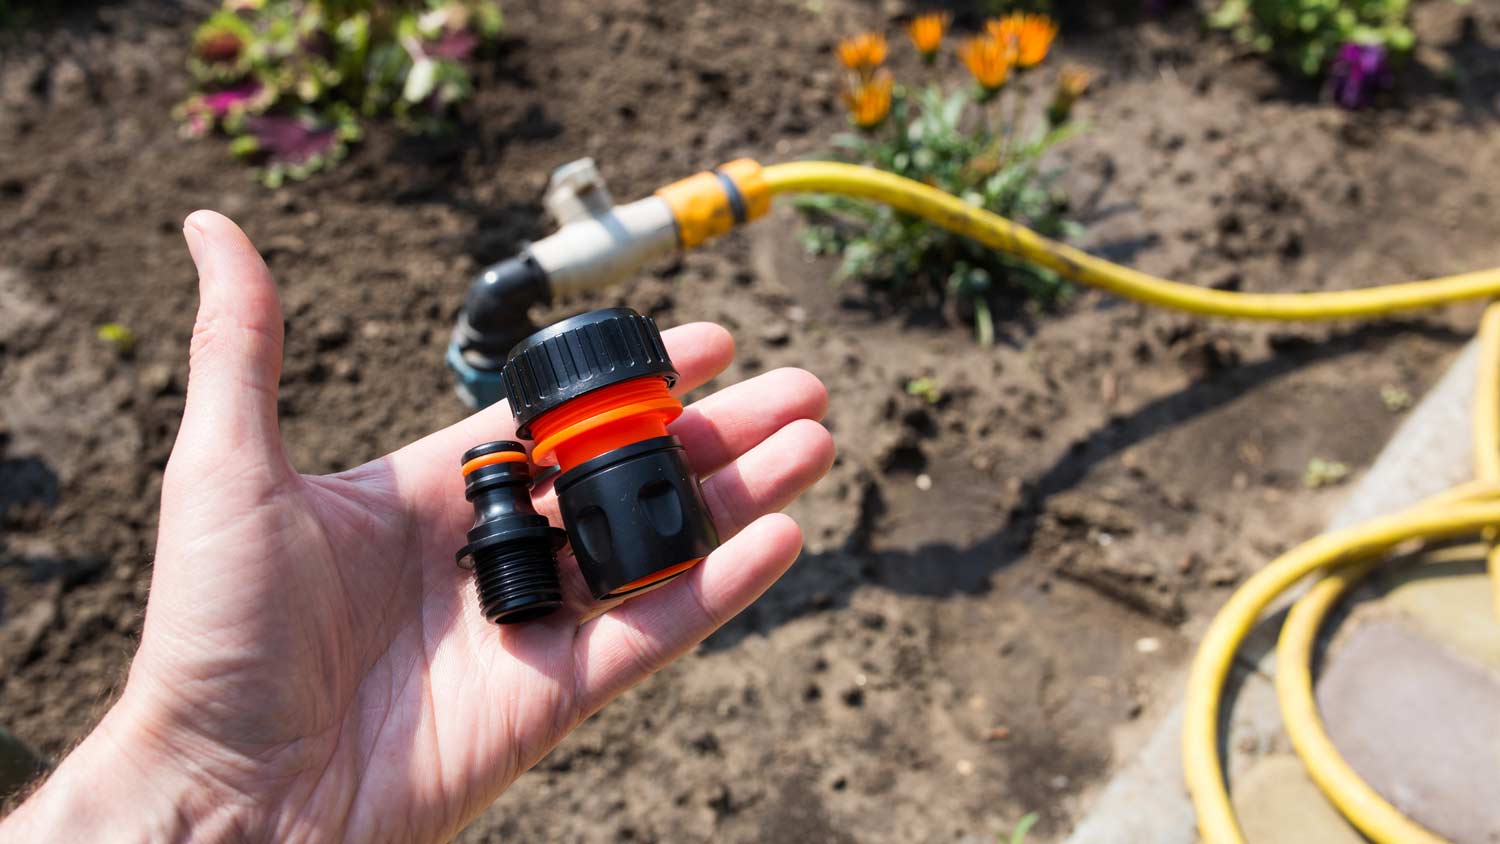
<box><xmin>502</xmin><ymin>308</ymin><xmax>679</xmax><ymax>438</ymax></box>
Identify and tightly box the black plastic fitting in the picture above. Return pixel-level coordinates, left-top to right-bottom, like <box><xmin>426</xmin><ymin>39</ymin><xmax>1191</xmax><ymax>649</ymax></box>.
<box><xmin>453</xmin><ymin>252</ymin><xmax>552</xmax><ymax>365</ymax></box>
<box><xmin>455</xmin><ymin>440</ymin><xmax>567</xmax><ymax>624</ymax></box>
<box><xmin>553</xmin><ymin>435</ymin><xmax>719</xmax><ymax>599</ymax></box>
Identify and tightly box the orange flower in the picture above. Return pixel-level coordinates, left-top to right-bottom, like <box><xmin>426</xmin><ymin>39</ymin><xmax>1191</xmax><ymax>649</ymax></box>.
<box><xmin>838</xmin><ymin>32</ymin><xmax>888</xmax><ymax>75</ymax></box>
<box><xmin>1048</xmin><ymin>64</ymin><xmax>1092</xmax><ymax>124</ymax></box>
<box><xmin>906</xmin><ymin>12</ymin><xmax>949</xmax><ymax>59</ymax></box>
<box><xmin>843</xmin><ymin>69</ymin><xmax>893</xmax><ymax>128</ymax></box>
<box><xmin>959</xmin><ymin>35</ymin><xmax>1015</xmax><ymax>94</ymax></box>
<box><xmin>986</xmin><ymin>13</ymin><xmax>1057</xmax><ymax>68</ymax></box>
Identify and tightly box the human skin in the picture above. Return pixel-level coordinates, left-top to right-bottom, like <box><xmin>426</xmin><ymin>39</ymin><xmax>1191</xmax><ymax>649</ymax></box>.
<box><xmin>0</xmin><ymin>211</ymin><xmax>835</xmax><ymax>843</ymax></box>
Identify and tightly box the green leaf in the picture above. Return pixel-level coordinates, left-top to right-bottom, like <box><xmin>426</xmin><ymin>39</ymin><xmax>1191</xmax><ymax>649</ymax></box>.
<box><xmin>1207</xmin><ymin>0</ymin><xmax>1250</xmax><ymax>29</ymax></box>
<box><xmin>228</xmin><ymin>134</ymin><xmax>260</xmax><ymax>157</ymax></box>
<box><xmin>96</xmin><ymin>323</ymin><xmax>136</xmax><ymax>354</ymax></box>
<box><xmin>403</xmin><ymin>57</ymin><xmax>439</xmax><ymax>103</ymax></box>
<box><xmin>1010</xmin><ymin>812</ymin><xmax>1040</xmax><ymax>844</ymax></box>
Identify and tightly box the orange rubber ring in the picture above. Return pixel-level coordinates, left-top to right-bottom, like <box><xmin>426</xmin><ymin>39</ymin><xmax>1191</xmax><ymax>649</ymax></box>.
<box><xmin>607</xmin><ymin>557</ymin><xmax>703</xmax><ymax>596</ymax></box>
<box><xmin>527</xmin><ymin>377</ymin><xmax>684</xmax><ymax>470</ymax></box>
<box><xmin>460</xmin><ymin>450</ymin><xmax>527</xmax><ymax>476</ymax></box>
<box><xmin>532</xmin><ymin>397</ymin><xmax>682</xmax><ymax>467</ymax></box>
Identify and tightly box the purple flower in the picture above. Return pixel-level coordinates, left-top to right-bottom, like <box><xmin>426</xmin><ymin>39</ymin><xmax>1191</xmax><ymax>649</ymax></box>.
<box><xmin>201</xmin><ymin>80</ymin><xmax>265</xmax><ymax>116</ymax></box>
<box><xmin>244</xmin><ymin>115</ymin><xmax>338</xmax><ymax>165</ymax></box>
<box><xmin>1330</xmin><ymin>43</ymin><xmax>1392</xmax><ymax>110</ymax></box>
<box><xmin>182</xmin><ymin>80</ymin><xmax>265</xmax><ymax>137</ymax></box>
<box><xmin>426</xmin><ymin>28</ymin><xmax>479</xmax><ymax>61</ymax></box>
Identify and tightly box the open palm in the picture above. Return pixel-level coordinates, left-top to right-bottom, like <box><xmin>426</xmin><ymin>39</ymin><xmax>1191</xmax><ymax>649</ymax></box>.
<box><xmin>24</xmin><ymin>211</ymin><xmax>832</xmax><ymax>844</ymax></box>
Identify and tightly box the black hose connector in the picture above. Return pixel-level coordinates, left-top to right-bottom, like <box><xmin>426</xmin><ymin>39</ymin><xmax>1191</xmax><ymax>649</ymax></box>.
<box><xmin>455</xmin><ymin>441</ymin><xmax>567</xmax><ymax>624</ymax></box>
<box><xmin>454</xmin><ymin>252</ymin><xmax>552</xmax><ymax>365</ymax></box>
<box><xmin>500</xmin><ymin>309</ymin><xmax>720</xmax><ymax>600</ymax></box>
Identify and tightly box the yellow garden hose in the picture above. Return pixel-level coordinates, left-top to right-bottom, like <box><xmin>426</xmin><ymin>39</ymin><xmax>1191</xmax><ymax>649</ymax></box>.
<box><xmin>762</xmin><ymin>161</ymin><xmax>1500</xmax><ymax>320</ymax></box>
<box><xmin>759</xmin><ymin>160</ymin><xmax>1500</xmax><ymax>844</ymax></box>
<box><xmin>1476</xmin><ymin>305</ymin><xmax>1500</xmax><ymax>615</ymax></box>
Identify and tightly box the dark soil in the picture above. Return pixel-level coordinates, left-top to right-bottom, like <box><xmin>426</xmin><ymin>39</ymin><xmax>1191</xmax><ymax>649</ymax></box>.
<box><xmin>3</xmin><ymin>0</ymin><xmax>1500</xmax><ymax>840</ymax></box>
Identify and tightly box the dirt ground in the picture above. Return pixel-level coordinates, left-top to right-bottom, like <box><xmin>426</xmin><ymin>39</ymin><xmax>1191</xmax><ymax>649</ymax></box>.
<box><xmin>3</xmin><ymin>0</ymin><xmax>1500</xmax><ymax>840</ymax></box>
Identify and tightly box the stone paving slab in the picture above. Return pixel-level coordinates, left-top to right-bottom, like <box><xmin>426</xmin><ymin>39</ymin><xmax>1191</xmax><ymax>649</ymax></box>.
<box><xmin>1230</xmin><ymin>755</ymin><xmax>1363</xmax><ymax>844</ymax></box>
<box><xmin>1065</xmin><ymin>661</ymin><xmax>1288</xmax><ymax>844</ymax></box>
<box><xmin>1381</xmin><ymin>558</ymin><xmax>1500</xmax><ymax>671</ymax></box>
<box><xmin>1318</xmin><ymin>618</ymin><xmax>1500</xmax><ymax>844</ymax></box>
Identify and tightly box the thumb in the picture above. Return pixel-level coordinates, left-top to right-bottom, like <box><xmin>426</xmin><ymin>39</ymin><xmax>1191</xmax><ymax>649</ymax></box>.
<box><xmin>174</xmin><ymin>210</ymin><xmax>289</xmax><ymax>478</ymax></box>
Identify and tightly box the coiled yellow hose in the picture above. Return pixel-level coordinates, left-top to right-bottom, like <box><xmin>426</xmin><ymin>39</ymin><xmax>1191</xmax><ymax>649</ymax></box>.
<box><xmin>761</xmin><ymin>160</ymin><xmax>1500</xmax><ymax>844</ymax></box>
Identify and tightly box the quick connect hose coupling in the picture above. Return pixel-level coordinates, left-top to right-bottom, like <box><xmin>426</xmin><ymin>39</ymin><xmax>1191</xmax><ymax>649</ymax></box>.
<box><xmin>455</xmin><ymin>441</ymin><xmax>567</xmax><ymax>624</ymax></box>
<box><xmin>502</xmin><ymin>308</ymin><xmax>719</xmax><ymax>599</ymax></box>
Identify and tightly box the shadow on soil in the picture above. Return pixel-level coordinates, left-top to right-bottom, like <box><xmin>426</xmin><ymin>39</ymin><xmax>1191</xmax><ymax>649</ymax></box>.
<box><xmin>0</xmin><ymin>454</ymin><xmax>107</xmax><ymax>588</ymax></box>
<box><xmin>0</xmin><ymin>457</ymin><xmax>58</xmax><ymax>516</ymax></box>
<box><xmin>705</xmin><ymin>319</ymin><xmax>1468</xmax><ymax>651</ymax></box>
<box><xmin>1436</xmin><ymin>15</ymin><xmax>1500</xmax><ymax>125</ymax></box>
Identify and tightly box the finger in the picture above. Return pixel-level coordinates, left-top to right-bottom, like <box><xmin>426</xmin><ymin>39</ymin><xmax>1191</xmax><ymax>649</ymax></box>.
<box><xmin>664</xmin><ymin>322</ymin><xmax>736</xmax><ymax>398</ymax></box>
<box><xmin>572</xmin><ymin>513</ymin><xmax>803</xmax><ymax>716</ymax></box>
<box><xmin>172</xmin><ymin>210</ymin><xmax>289</xmax><ymax>475</ymax></box>
<box><xmin>700</xmin><ymin>418</ymin><xmax>835</xmax><ymax>539</ymax></box>
<box><xmin>671</xmin><ymin>367</ymin><xmax>827</xmax><ymax>477</ymax></box>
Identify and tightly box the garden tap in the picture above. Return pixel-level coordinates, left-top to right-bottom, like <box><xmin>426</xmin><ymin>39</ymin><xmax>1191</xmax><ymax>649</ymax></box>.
<box><xmin>447</xmin><ymin>157</ymin><xmax>769</xmax><ymax>408</ymax></box>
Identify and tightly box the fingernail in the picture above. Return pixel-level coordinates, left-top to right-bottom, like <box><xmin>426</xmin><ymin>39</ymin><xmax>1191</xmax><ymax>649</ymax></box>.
<box><xmin>183</xmin><ymin>220</ymin><xmax>208</xmax><ymax>274</ymax></box>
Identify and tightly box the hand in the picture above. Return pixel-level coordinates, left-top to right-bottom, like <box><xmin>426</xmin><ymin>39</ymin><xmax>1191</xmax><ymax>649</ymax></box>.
<box><xmin>1</xmin><ymin>211</ymin><xmax>833</xmax><ymax>843</ymax></box>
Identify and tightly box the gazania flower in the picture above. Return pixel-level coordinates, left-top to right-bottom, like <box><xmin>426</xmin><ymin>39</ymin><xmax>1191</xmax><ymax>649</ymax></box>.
<box><xmin>986</xmin><ymin>13</ymin><xmax>1057</xmax><ymax>68</ymax></box>
<box><xmin>959</xmin><ymin>36</ymin><xmax>1015</xmax><ymax>96</ymax></box>
<box><xmin>906</xmin><ymin>13</ymin><xmax>949</xmax><ymax>61</ymax></box>
<box><xmin>838</xmin><ymin>32</ymin><xmax>888</xmax><ymax>76</ymax></box>
<box><xmin>843</xmin><ymin>69</ymin><xmax>893</xmax><ymax>128</ymax></box>
<box><xmin>1048</xmin><ymin>64</ymin><xmax>1092</xmax><ymax>124</ymax></box>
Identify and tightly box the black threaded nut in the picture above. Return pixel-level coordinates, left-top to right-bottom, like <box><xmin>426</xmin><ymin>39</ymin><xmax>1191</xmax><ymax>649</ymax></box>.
<box><xmin>472</xmin><ymin>536</ymin><xmax>563</xmax><ymax>624</ymax></box>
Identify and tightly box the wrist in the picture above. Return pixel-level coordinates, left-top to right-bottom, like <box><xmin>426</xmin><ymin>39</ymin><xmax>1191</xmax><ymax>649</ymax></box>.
<box><xmin>1</xmin><ymin>691</ymin><xmax>258</xmax><ymax>843</ymax></box>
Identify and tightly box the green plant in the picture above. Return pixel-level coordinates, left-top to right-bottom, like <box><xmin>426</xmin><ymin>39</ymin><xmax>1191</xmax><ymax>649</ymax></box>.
<box><xmin>1303</xmin><ymin>457</ymin><xmax>1352</xmax><ymax>488</ymax></box>
<box><xmin>798</xmin><ymin>43</ymin><xmax>1084</xmax><ymax>344</ymax></box>
<box><xmin>96</xmin><ymin>323</ymin><xmax>137</xmax><ymax>356</ymax></box>
<box><xmin>1380</xmin><ymin>384</ymin><xmax>1413</xmax><ymax>412</ymax></box>
<box><xmin>1006</xmin><ymin>811</ymin><xmax>1040</xmax><ymax>843</ymax></box>
<box><xmin>905</xmin><ymin>376</ymin><xmax>944</xmax><ymax>404</ymax></box>
<box><xmin>178</xmin><ymin>0</ymin><xmax>503</xmax><ymax>185</ymax></box>
<box><xmin>1207</xmin><ymin>0</ymin><xmax>1413</xmax><ymax>77</ymax></box>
